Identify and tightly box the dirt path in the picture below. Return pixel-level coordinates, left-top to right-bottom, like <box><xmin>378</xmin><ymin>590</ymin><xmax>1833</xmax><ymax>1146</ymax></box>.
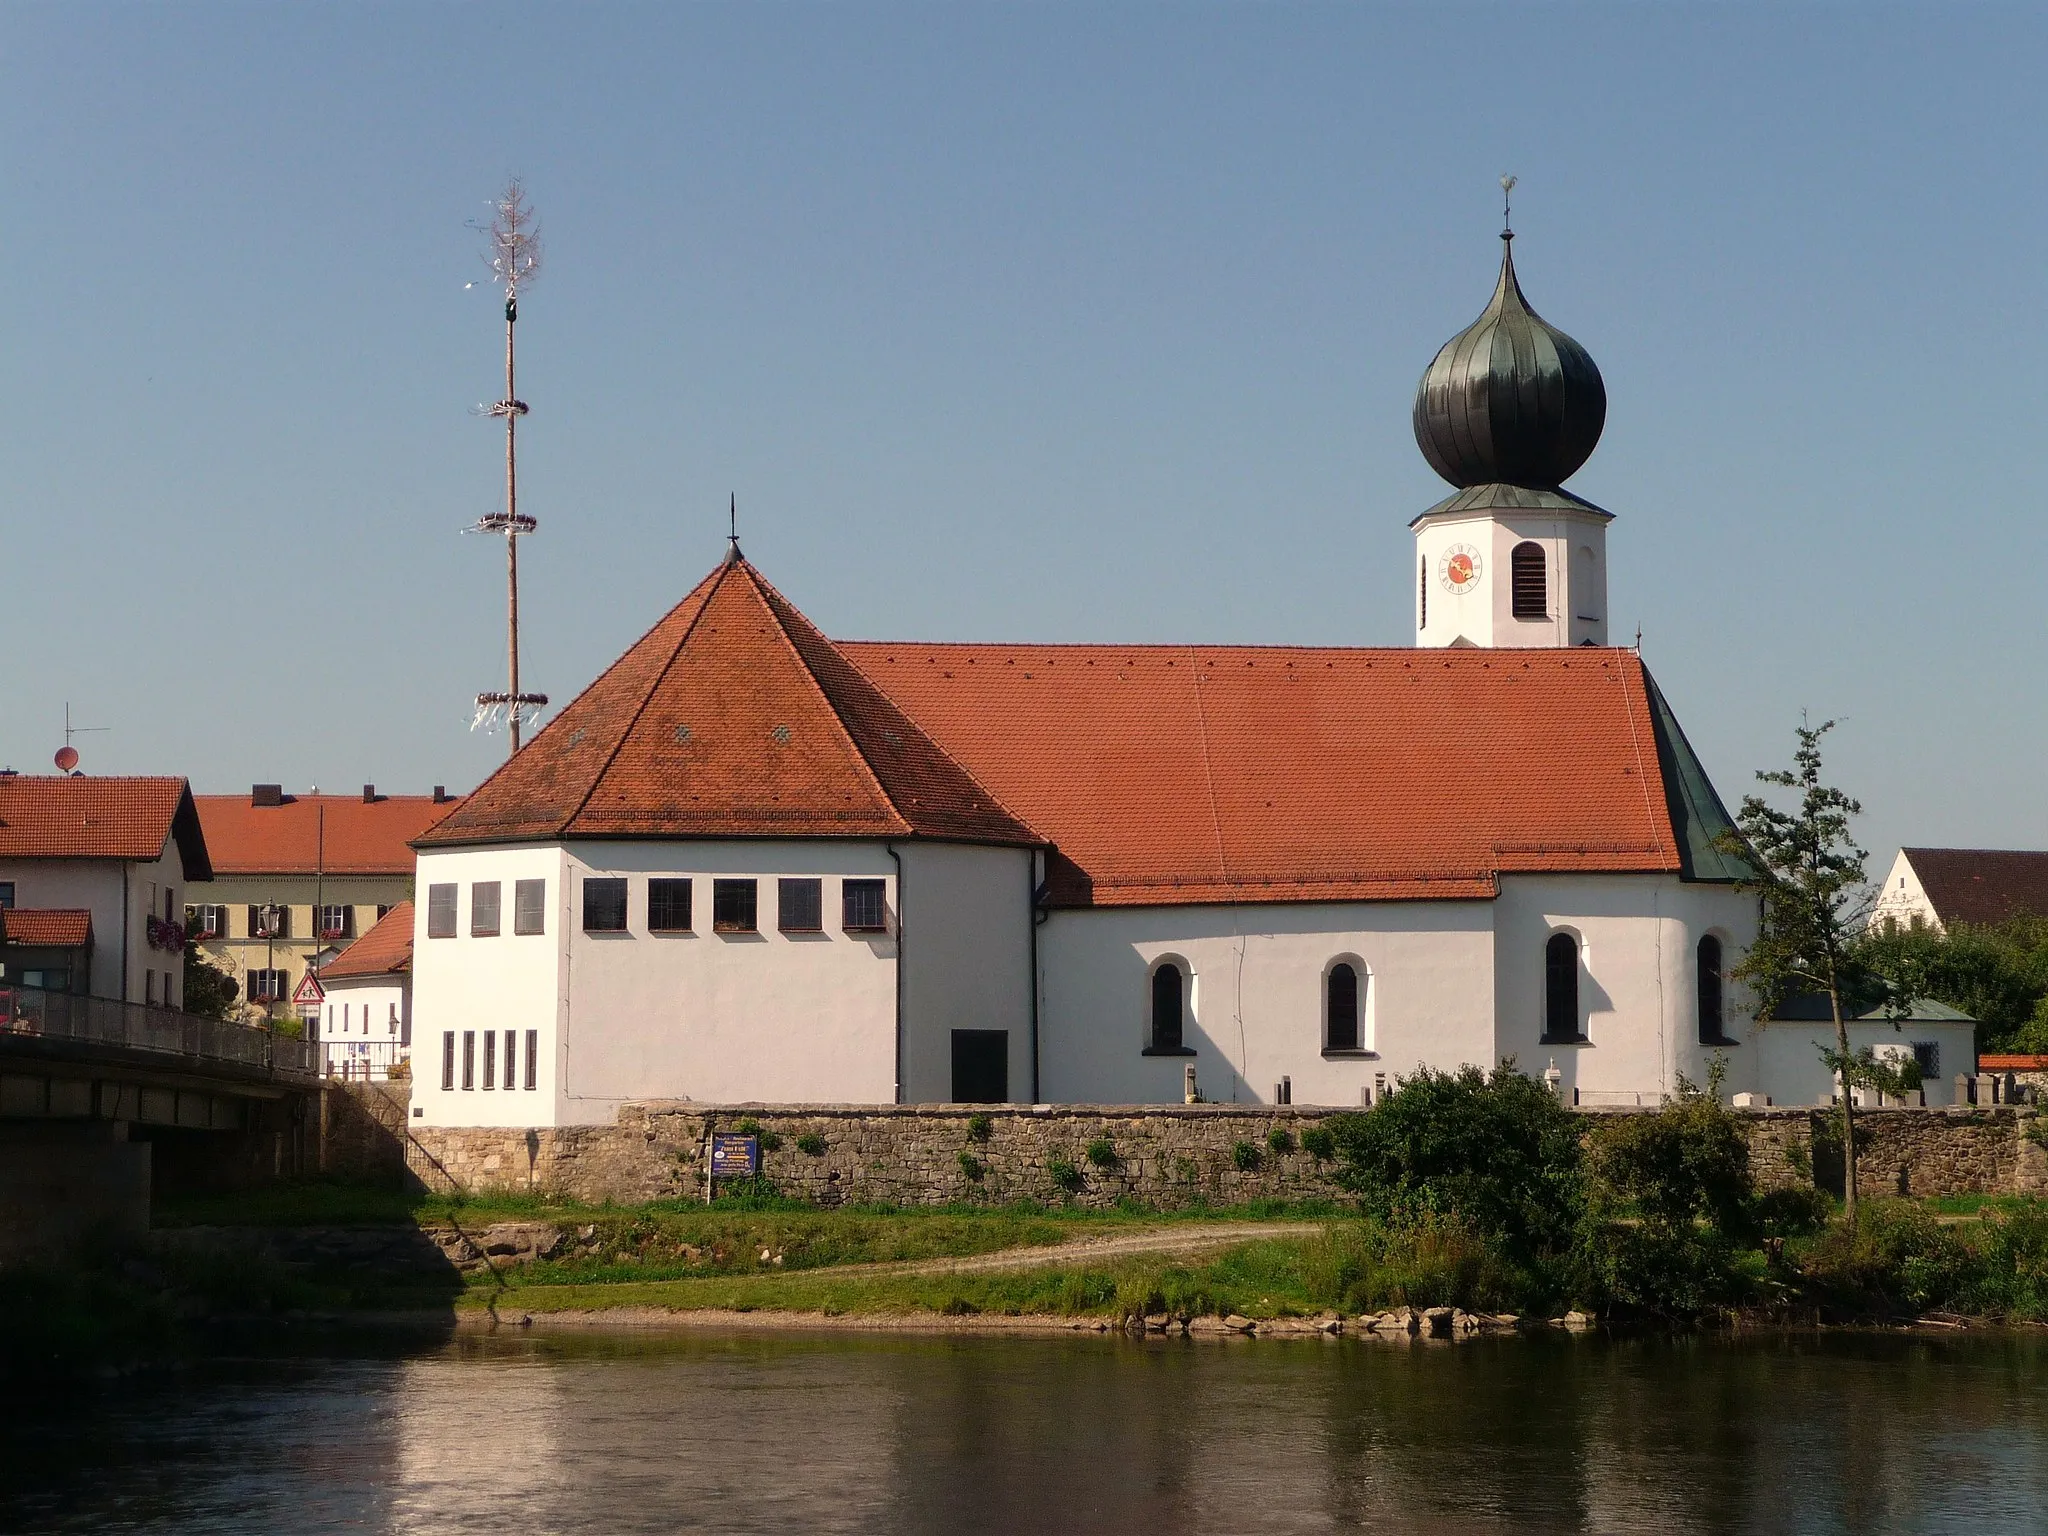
<box><xmin>824</xmin><ymin>1221</ymin><xmax>1322</xmax><ymax>1280</ymax></box>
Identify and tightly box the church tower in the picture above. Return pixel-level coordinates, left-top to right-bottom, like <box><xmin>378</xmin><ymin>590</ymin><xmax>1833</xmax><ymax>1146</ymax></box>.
<box><xmin>1411</xmin><ymin>205</ymin><xmax>1612</xmax><ymax>648</ymax></box>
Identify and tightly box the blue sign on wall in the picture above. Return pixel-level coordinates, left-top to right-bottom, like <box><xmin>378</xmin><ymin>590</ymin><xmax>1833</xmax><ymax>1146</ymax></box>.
<box><xmin>710</xmin><ymin>1133</ymin><xmax>760</xmax><ymax>1180</ymax></box>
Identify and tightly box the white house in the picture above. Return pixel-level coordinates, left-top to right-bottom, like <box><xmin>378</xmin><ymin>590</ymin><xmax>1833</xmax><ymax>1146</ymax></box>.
<box><xmin>1869</xmin><ymin>847</ymin><xmax>2048</xmax><ymax>936</ymax></box>
<box><xmin>0</xmin><ymin>775</ymin><xmax>212</xmax><ymax>1008</ymax></box>
<box><xmin>315</xmin><ymin>900</ymin><xmax>413</xmax><ymax>1080</ymax></box>
<box><xmin>406</xmin><ymin>225</ymin><xmax>1818</xmax><ymax>1128</ymax></box>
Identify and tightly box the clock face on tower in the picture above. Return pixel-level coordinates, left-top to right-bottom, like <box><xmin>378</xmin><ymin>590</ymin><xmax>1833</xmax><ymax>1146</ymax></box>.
<box><xmin>1438</xmin><ymin>543</ymin><xmax>1483</xmax><ymax>596</ymax></box>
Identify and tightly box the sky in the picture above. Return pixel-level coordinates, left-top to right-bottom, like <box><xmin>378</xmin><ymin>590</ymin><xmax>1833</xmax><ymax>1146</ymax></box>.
<box><xmin>4</xmin><ymin>3</ymin><xmax>2044</xmax><ymax>871</ymax></box>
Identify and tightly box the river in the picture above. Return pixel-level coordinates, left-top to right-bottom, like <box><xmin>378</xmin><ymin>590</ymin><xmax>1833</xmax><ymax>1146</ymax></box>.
<box><xmin>5</xmin><ymin>1329</ymin><xmax>2046</xmax><ymax>1533</ymax></box>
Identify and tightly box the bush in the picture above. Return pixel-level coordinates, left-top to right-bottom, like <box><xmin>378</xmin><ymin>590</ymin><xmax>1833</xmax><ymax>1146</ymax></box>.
<box><xmin>957</xmin><ymin>1152</ymin><xmax>984</xmax><ymax>1183</ymax></box>
<box><xmin>1584</xmin><ymin>1072</ymin><xmax>1754</xmax><ymax>1237</ymax></box>
<box><xmin>796</xmin><ymin>1133</ymin><xmax>826</xmax><ymax>1157</ymax></box>
<box><xmin>733</xmin><ymin>1119</ymin><xmax>783</xmax><ymax>1154</ymax></box>
<box><xmin>1753</xmin><ymin>1184</ymin><xmax>1833</xmax><ymax>1239</ymax></box>
<box><xmin>1296</xmin><ymin>1216</ymin><xmax>1531</xmax><ymax>1314</ymax></box>
<box><xmin>1798</xmin><ymin>1200</ymin><xmax>1976</xmax><ymax>1317</ymax></box>
<box><xmin>1968</xmin><ymin>1203</ymin><xmax>2048</xmax><ymax>1320</ymax></box>
<box><xmin>1266</xmin><ymin>1127</ymin><xmax>1295</xmax><ymax>1156</ymax></box>
<box><xmin>1574</xmin><ymin>1221</ymin><xmax>1759</xmax><ymax>1322</ymax></box>
<box><xmin>1047</xmin><ymin>1156</ymin><xmax>1084</xmax><ymax>1194</ymax></box>
<box><xmin>1231</xmin><ymin>1141</ymin><xmax>1262</xmax><ymax>1172</ymax></box>
<box><xmin>1326</xmin><ymin>1064</ymin><xmax>1582</xmax><ymax>1263</ymax></box>
<box><xmin>966</xmin><ymin>1114</ymin><xmax>994</xmax><ymax>1144</ymax></box>
<box><xmin>1301</xmin><ymin>1126</ymin><xmax>1336</xmax><ymax>1161</ymax></box>
<box><xmin>1085</xmin><ymin>1138</ymin><xmax>1119</xmax><ymax>1169</ymax></box>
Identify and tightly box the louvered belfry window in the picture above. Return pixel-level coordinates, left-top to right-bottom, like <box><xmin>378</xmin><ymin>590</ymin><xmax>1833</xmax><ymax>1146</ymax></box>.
<box><xmin>1511</xmin><ymin>542</ymin><xmax>1548</xmax><ymax>619</ymax></box>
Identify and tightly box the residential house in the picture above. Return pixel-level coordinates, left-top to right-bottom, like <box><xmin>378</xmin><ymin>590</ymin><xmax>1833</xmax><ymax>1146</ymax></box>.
<box><xmin>315</xmin><ymin>901</ymin><xmax>412</xmax><ymax>1080</ymax></box>
<box><xmin>1869</xmin><ymin>847</ymin><xmax>2048</xmax><ymax>935</ymax></box>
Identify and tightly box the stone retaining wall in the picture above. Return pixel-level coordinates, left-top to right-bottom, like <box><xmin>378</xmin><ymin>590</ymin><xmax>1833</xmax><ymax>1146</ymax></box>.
<box><xmin>345</xmin><ymin>1093</ymin><xmax>2048</xmax><ymax>1208</ymax></box>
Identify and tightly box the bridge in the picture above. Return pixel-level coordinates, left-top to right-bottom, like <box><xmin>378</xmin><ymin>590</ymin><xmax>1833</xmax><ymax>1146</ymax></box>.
<box><xmin>0</xmin><ymin>984</ymin><xmax>322</xmax><ymax>1256</ymax></box>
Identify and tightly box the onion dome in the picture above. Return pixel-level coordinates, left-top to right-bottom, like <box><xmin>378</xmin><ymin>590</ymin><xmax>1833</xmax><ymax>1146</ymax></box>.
<box><xmin>1413</xmin><ymin>233</ymin><xmax>1606</xmax><ymax>490</ymax></box>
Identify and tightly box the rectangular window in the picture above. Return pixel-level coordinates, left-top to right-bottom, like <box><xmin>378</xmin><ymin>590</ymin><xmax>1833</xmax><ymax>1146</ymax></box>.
<box><xmin>247</xmin><ymin>968</ymin><xmax>287</xmax><ymax>1002</ymax></box>
<box><xmin>441</xmin><ymin>1032</ymin><xmax>456</xmax><ymax>1091</ymax></box>
<box><xmin>524</xmin><ymin>1029</ymin><xmax>538</xmax><ymax>1090</ymax></box>
<box><xmin>461</xmin><ymin>1031</ymin><xmax>476</xmax><ymax>1090</ymax></box>
<box><xmin>648</xmin><ymin>878</ymin><xmax>693</xmax><ymax>933</ymax></box>
<box><xmin>427</xmin><ymin>884</ymin><xmax>458</xmax><ymax>938</ymax></box>
<box><xmin>145</xmin><ymin>970</ymin><xmax>157</xmax><ymax>1006</ymax></box>
<box><xmin>164</xmin><ymin>889</ymin><xmax>177</xmax><ymax>923</ymax></box>
<box><xmin>778</xmin><ymin>878</ymin><xmax>823</xmax><ymax>933</ymax></box>
<box><xmin>319</xmin><ymin>904</ymin><xmax>352</xmax><ymax>940</ymax></box>
<box><xmin>514</xmin><ymin>879</ymin><xmax>547</xmax><ymax>935</ymax></box>
<box><xmin>188</xmin><ymin>904</ymin><xmax>227</xmax><ymax>940</ymax></box>
<box><xmin>249</xmin><ymin>904</ymin><xmax>290</xmax><ymax>939</ymax></box>
<box><xmin>482</xmin><ymin>1030</ymin><xmax>496</xmax><ymax>1090</ymax></box>
<box><xmin>504</xmin><ymin>1030</ymin><xmax>518</xmax><ymax>1090</ymax></box>
<box><xmin>842</xmin><ymin>878</ymin><xmax>888</xmax><ymax>933</ymax></box>
<box><xmin>0</xmin><ymin>882</ymin><xmax>13</xmax><ymax>910</ymax></box>
<box><xmin>470</xmin><ymin>882</ymin><xmax>502</xmax><ymax>937</ymax></box>
<box><xmin>1913</xmin><ymin>1041</ymin><xmax>1941</xmax><ymax>1081</ymax></box>
<box><xmin>582</xmin><ymin>877</ymin><xmax>628</xmax><ymax>932</ymax></box>
<box><xmin>712</xmin><ymin>878</ymin><xmax>758</xmax><ymax>933</ymax></box>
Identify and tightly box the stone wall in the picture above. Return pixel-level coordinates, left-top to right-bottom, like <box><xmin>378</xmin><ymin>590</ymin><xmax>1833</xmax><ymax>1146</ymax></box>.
<box><xmin>351</xmin><ymin>1096</ymin><xmax>2048</xmax><ymax>1209</ymax></box>
<box><xmin>320</xmin><ymin>1081</ymin><xmax>414</xmax><ymax>1185</ymax></box>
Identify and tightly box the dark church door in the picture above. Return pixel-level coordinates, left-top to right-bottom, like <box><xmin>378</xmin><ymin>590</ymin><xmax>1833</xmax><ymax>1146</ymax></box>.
<box><xmin>951</xmin><ymin>1030</ymin><xmax>1009</xmax><ymax>1103</ymax></box>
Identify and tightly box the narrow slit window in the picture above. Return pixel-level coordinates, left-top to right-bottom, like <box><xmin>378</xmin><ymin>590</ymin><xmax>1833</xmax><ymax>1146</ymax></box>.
<box><xmin>1696</xmin><ymin>934</ymin><xmax>1725</xmax><ymax>1045</ymax></box>
<box><xmin>1327</xmin><ymin>963</ymin><xmax>1361</xmax><ymax>1052</ymax></box>
<box><xmin>713</xmin><ymin>879</ymin><xmax>759</xmax><ymax>933</ymax></box>
<box><xmin>582</xmin><ymin>877</ymin><xmax>628</xmax><ymax>933</ymax></box>
<box><xmin>1150</xmin><ymin>964</ymin><xmax>1184</xmax><ymax>1052</ymax></box>
<box><xmin>1419</xmin><ymin>556</ymin><xmax>1427</xmax><ymax>630</ymax></box>
<box><xmin>504</xmin><ymin>1030</ymin><xmax>518</xmax><ymax>1090</ymax></box>
<box><xmin>648</xmin><ymin>878</ymin><xmax>693</xmax><ymax>932</ymax></box>
<box><xmin>482</xmin><ymin>1030</ymin><xmax>496</xmax><ymax>1090</ymax></box>
<box><xmin>1511</xmin><ymin>541</ymin><xmax>1548</xmax><ymax>620</ymax></box>
<box><xmin>470</xmin><ymin>882</ymin><xmax>501</xmax><ymax>937</ymax></box>
<box><xmin>779</xmin><ymin>878</ymin><xmax>823</xmax><ymax>932</ymax></box>
<box><xmin>524</xmin><ymin>1029</ymin><xmax>538</xmax><ymax>1090</ymax></box>
<box><xmin>441</xmin><ymin>1032</ymin><xmax>455</xmax><ymax>1091</ymax></box>
<box><xmin>1544</xmin><ymin>933</ymin><xmax>1580</xmax><ymax>1043</ymax></box>
<box><xmin>461</xmin><ymin>1030</ymin><xmax>476</xmax><ymax>1090</ymax></box>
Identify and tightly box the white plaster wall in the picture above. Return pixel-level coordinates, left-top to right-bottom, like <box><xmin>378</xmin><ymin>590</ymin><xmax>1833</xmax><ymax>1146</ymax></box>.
<box><xmin>1867</xmin><ymin>850</ymin><xmax>1940</xmax><ymax>934</ymax></box>
<box><xmin>1755</xmin><ymin>1020</ymin><xmax>1977</xmax><ymax>1109</ymax></box>
<box><xmin>1413</xmin><ymin>508</ymin><xmax>1609</xmax><ymax>648</ymax></box>
<box><xmin>1492</xmin><ymin>873</ymin><xmax>1761</xmax><ymax>1105</ymax></box>
<box><xmin>898</xmin><ymin>843</ymin><xmax>1036</xmax><ymax>1102</ymax></box>
<box><xmin>0</xmin><ymin>838</ymin><xmax>187</xmax><ymax>1004</ymax></box>
<box><xmin>1036</xmin><ymin>900</ymin><xmax>1496</xmax><ymax>1106</ymax></box>
<box><xmin>320</xmin><ymin>973</ymin><xmax>410</xmax><ymax>1075</ymax></box>
<box><xmin>409</xmin><ymin>844</ymin><xmax>568</xmax><ymax>1127</ymax></box>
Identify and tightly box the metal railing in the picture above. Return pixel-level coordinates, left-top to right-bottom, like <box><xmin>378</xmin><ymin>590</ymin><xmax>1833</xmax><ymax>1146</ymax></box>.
<box><xmin>0</xmin><ymin>982</ymin><xmax>317</xmax><ymax>1077</ymax></box>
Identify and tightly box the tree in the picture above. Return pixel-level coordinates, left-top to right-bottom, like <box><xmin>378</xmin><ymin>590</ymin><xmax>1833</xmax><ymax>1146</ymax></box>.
<box><xmin>181</xmin><ymin>944</ymin><xmax>240</xmax><ymax>1021</ymax></box>
<box><xmin>1721</xmin><ymin>719</ymin><xmax>1897</xmax><ymax>1217</ymax></box>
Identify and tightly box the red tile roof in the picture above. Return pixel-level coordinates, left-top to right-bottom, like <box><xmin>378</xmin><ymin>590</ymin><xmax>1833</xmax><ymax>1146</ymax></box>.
<box><xmin>318</xmin><ymin>901</ymin><xmax>412</xmax><ymax>979</ymax></box>
<box><xmin>419</xmin><ymin>558</ymin><xmax>1039</xmax><ymax>849</ymax></box>
<box><xmin>0</xmin><ymin>908</ymin><xmax>94</xmax><ymax>947</ymax></box>
<box><xmin>195</xmin><ymin>795</ymin><xmax>462</xmax><ymax>876</ymax></box>
<box><xmin>843</xmin><ymin>643</ymin><xmax>1688</xmax><ymax>906</ymax></box>
<box><xmin>1902</xmin><ymin>848</ymin><xmax>2048</xmax><ymax>929</ymax></box>
<box><xmin>1978</xmin><ymin>1054</ymin><xmax>2048</xmax><ymax>1071</ymax></box>
<box><xmin>0</xmin><ymin>776</ymin><xmax>210</xmax><ymax>879</ymax></box>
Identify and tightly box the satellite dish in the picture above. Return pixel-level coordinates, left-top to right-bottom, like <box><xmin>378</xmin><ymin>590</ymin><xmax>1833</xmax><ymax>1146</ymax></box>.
<box><xmin>54</xmin><ymin>746</ymin><xmax>79</xmax><ymax>772</ymax></box>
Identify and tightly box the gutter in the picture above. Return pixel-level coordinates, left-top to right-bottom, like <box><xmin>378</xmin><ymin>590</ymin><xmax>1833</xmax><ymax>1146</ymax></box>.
<box><xmin>887</xmin><ymin>842</ymin><xmax>904</xmax><ymax>1105</ymax></box>
<box><xmin>1029</xmin><ymin>849</ymin><xmax>1047</xmax><ymax>1104</ymax></box>
<box><xmin>120</xmin><ymin>863</ymin><xmax>130</xmax><ymax>1003</ymax></box>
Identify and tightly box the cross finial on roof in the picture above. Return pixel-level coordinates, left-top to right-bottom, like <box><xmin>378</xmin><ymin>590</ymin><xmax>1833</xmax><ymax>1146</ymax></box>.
<box><xmin>1500</xmin><ymin>174</ymin><xmax>1517</xmax><ymax>241</ymax></box>
<box><xmin>725</xmin><ymin>492</ymin><xmax>743</xmax><ymax>565</ymax></box>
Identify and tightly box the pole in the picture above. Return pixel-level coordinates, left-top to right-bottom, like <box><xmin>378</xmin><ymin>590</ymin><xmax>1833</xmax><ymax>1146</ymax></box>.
<box><xmin>505</xmin><ymin>295</ymin><xmax>522</xmax><ymax>755</ymax></box>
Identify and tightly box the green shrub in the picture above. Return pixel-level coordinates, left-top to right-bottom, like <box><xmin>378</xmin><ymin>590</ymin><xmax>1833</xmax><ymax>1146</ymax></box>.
<box><xmin>1326</xmin><ymin>1064</ymin><xmax>1582</xmax><ymax>1263</ymax></box>
<box><xmin>1085</xmin><ymin>1138</ymin><xmax>1119</xmax><ymax>1169</ymax></box>
<box><xmin>1798</xmin><ymin>1200</ymin><xmax>1976</xmax><ymax>1317</ymax></box>
<box><xmin>966</xmin><ymin>1113</ymin><xmax>994</xmax><ymax>1144</ymax></box>
<box><xmin>1266</xmin><ymin>1127</ymin><xmax>1295</xmax><ymax>1155</ymax></box>
<box><xmin>957</xmin><ymin>1152</ymin><xmax>985</xmax><ymax>1183</ymax></box>
<box><xmin>1300</xmin><ymin>1125</ymin><xmax>1336</xmax><ymax>1161</ymax></box>
<box><xmin>1968</xmin><ymin>1203</ymin><xmax>2048</xmax><ymax>1320</ymax></box>
<box><xmin>1585</xmin><ymin>1072</ymin><xmax>1754</xmax><ymax>1237</ymax></box>
<box><xmin>796</xmin><ymin>1133</ymin><xmax>826</xmax><ymax>1157</ymax></box>
<box><xmin>733</xmin><ymin>1118</ymin><xmax>783</xmax><ymax>1154</ymax></box>
<box><xmin>1047</xmin><ymin>1156</ymin><xmax>1084</xmax><ymax>1194</ymax></box>
<box><xmin>1296</xmin><ymin>1216</ymin><xmax>1529</xmax><ymax>1314</ymax></box>
<box><xmin>1231</xmin><ymin>1141</ymin><xmax>1262</xmax><ymax>1172</ymax></box>
<box><xmin>1753</xmin><ymin>1184</ymin><xmax>1833</xmax><ymax>1239</ymax></box>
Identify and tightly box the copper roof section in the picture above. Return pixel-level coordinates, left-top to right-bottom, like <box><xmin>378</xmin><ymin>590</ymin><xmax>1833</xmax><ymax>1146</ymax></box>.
<box><xmin>1903</xmin><ymin>848</ymin><xmax>2048</xmax><ymax>928</ymax></box>
<box><xmin>0</xmin><ymin>908</ymin><xmax>94</xmax><ymax>948</ymax></box>
<box><xmin>319</xmin><ymin>901</ymin><xmax>413</xmax><ymax>979</ymax></box>
<box><xmin>195</xmin><ymin>794</ymin><xmax>462</xmax><ymax>876</ymax></box>
<box><xmin>842</xmin><ymin>644</ymin><xmax>1689</xmax><ymax>907</ymax></box>
<box><xmin>0</xmin><ymin>776</ymin><xmax>211</xmax><ymax>880</ymax></box>
<box><xmin>419</xmin><ymin>559</ymin><xmax>1039</xmax><ymax>849</ymax></box>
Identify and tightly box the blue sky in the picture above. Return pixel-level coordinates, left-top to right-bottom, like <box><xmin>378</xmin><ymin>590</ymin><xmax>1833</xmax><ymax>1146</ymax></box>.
<box><xmin>4</xmin><ymin>4</ymin><xmax>2043</xmax><ymax>869</ymax></box>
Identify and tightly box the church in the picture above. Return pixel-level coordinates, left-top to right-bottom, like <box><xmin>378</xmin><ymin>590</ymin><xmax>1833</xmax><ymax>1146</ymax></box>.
<box><xmin>406</xmin><ymin>226</ymin><xmax>1961</xmax><ymax>1128</ymax></box>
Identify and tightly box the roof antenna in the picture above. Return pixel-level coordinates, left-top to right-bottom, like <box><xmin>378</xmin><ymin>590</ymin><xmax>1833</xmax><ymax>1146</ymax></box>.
<box><xmin>1500</xmin><ymin>173</ymin><xmax>1516</xmax><ymax>242</ymax></box>
<box><xmin>725</xmin><ymin>492</ymin><xmax>743</xmax><ymax>564</ymax></box>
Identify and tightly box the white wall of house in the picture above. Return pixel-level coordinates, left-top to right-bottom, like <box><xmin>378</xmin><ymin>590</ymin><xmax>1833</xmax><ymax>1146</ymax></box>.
<box><xmin>1492</xmin><ymin>874</ymin><xmax>1762</xmax><ymax>1106</ymax></box>
<box><xmin>1867</xmin><ymin>850</ymin><xmax>1939</xmax><ymax>934</ymax></box>
<box><xmin>0</xmin><ymin>837</ymin><xmax>189</xmax><ymax>1006</ymax></box>
<box><xmin>1755</xmin><ymin>1020</ymin><xmax>1977</xmax><ymax>1109</ymax></box>
<box><xmin>1036</xmin><ymin>899</ymin><xmax>1496</xmax><ymax>1106</ymax></box>
<box><xmin>320</xmin><ymin>973</ymin><xmax>411</xmax><ymax>1078</ymax></box>
<box><xmin>897</xmin><ymin>842</ymin><xmax>1036</xmax><ymax>1102</ymax></box>
<box><xmin>1413</xmin><ymin>507</ymin><xmax>1610</xmax><ymax>648</ymax></box>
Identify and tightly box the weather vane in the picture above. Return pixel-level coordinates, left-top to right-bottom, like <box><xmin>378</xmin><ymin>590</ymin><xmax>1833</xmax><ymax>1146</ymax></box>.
<box><xmin>1500</xmin><ymin>174</ymin><xmax>1517</xmax><ymax>239</ymax></box>
<box><xmin>466</xmin><ymin>179</ymin><xmax>549</xmax><ymax>753</ymax></box>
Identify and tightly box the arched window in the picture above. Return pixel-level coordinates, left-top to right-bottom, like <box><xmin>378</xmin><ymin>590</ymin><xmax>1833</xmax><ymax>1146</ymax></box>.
<box><xmin>1697</xmin><ymin>935</ymin><xmax>1725</xmax><ymax>1045</ymax></box>
<box><xmin>1511</xmin><ymin>541</ymin><xmax>1547</xmax><ymax>620</ymax></box>
<box><xmin>1327</xmin><ymin>963</ymin><xmax>1361</xmax><ymax>1052</ymax></box>
<box><xmin>1150</xmin><ymin>963</ymin><xmax>1184</xmax><ymax>1052</ymax></box>
<box><xmin>1544</xmin><ymin>933</ymin><xmax>1580</xmax><ymax>1043</ymax></box>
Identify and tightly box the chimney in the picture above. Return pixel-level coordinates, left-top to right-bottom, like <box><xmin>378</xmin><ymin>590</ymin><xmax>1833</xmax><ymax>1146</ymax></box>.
<box><xmin>432</xmin><ymin>785</ymin><xmax>449</xmax><ymax>804</ymax></box>
<box><xmin>362</xmin><ymin>784</ymin><xmax>377</xmax><ymax>803</ymax></box>
<box><xmin>252</xmin><ymin>783</ymin><xmax>284</xmax><ymax>808</ymax></box>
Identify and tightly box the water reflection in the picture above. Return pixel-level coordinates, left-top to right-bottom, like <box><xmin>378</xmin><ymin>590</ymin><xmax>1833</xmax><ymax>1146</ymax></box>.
<box><xmin>6</xmin><ymin>1331</ymin><xmax>2047</xmax><ymax>1533</ymax></box>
